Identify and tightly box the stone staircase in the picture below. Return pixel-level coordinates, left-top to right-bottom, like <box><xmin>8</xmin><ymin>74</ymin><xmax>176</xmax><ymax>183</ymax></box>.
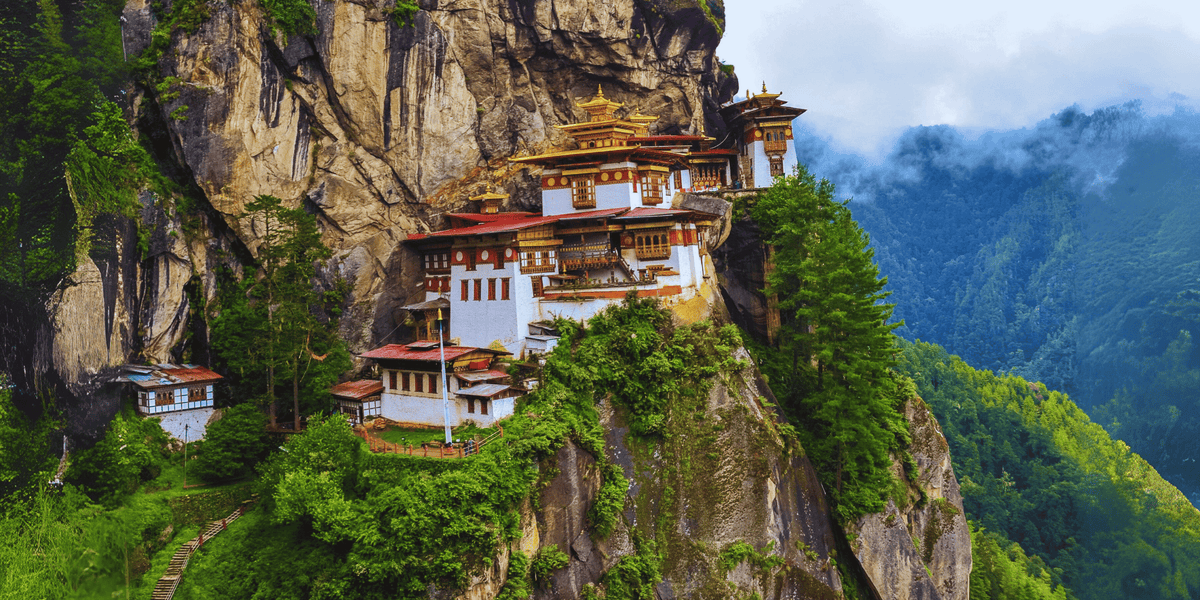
<box><xmin>150</xmin><ymin>503</ymin><xmax>249</xmax><ymax>600</ymax></box>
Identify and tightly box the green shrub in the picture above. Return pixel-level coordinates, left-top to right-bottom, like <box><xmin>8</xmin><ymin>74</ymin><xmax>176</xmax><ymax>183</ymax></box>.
<box><xmin>191</xmin><ymin>405</ymin><xmax>270</xmax><ymax>482</ymax></box>
<box><xmin>531</xmin><ymin>544</ymin><xmax>570</xmax><ymax>583</ymax></box>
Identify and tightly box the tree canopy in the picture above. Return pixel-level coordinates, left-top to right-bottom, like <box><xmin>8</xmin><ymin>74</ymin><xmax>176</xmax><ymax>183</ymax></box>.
<box><xmin>749</xmin><ymin>165</ymin><xmax>909</xmax><ymax>521</ymax></box>
<box><xmin>210</xmin><ymin>195</ymin><xmax>350</xmax><ymax>429</ymax></box>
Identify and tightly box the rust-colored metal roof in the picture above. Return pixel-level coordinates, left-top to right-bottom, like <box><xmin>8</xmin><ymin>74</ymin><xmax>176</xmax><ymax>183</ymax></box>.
<box><xmin>124</xmin><ymin>364</ymin><xmax>222</xmax><ymax>389</ymax></box>
<box><xmin>454</xmin><ymin>369</ymin><xmax>510</xmax><ymax>383</ymax></box>
<box><xmin>555</xmin><ymin>207</ymin><xmax>628</xmax><ymax>220</ymax></box>
<box><xmin>331</xmin><ymin>379</ymin><xmax>383</xmax><ymax>400</ymax></box>
<box><xmin>360</xmin><ymin>344</ymin><xmax>495</xmax><ymax>362</ymax></box>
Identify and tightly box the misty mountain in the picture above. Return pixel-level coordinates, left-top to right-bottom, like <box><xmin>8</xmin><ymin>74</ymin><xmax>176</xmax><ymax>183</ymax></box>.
<box><xmin>799</xmin><ymin>102</ymin><xmax>1200</xmax><ymax>501</ymax></box>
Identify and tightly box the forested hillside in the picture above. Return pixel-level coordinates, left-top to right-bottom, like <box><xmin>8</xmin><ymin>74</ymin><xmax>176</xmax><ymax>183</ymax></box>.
<box><xmin>897</xmin><ymin>340</ymin><xmax>1200</xmax><ymax>600</ymax></box>
<box><xmin>799</xmin><ymin>104</ymin><xmax>1200</xmax><ymax>500</ymax></box>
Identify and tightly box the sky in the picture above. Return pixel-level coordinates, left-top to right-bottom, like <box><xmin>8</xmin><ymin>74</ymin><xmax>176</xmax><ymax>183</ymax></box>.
<box><xmin>715</xmin><ymin>0</ymin><xmax>1200</xmax><ymax>157</ymax></box>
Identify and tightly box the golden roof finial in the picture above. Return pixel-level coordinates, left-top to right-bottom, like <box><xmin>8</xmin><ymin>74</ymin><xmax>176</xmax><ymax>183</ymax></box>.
<box><xmin>762</xmin><ymin>81</ymin><xmax>767</xmax><ymax>94</ymax></box>
<box><xmin>596</xmin><ymin>84</ymin><xmax>604</xmax><ymax>98</ymax></box>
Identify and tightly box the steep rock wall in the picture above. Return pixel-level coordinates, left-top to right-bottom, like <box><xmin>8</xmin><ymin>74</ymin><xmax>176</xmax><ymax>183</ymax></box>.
<box><xmin>526</xmin><ymin>349</ymin><xmax>845</xmax><ymax>600</ymax></box>
<box><xmin>846</xmin><ymin>396</ymin><xmax>972</xmax><ymax>600</ymax></box>
<box><xmin>120</xmin><ymin>0</ymin><xmax>737</xmax><ymax>354</ymax></box>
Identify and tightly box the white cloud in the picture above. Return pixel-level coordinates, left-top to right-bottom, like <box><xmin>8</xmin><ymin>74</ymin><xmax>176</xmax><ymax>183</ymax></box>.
<box><xmin>717</xmin><ymin>0</ymin><xmax>1200</xmax><ymax>156</ymax></box>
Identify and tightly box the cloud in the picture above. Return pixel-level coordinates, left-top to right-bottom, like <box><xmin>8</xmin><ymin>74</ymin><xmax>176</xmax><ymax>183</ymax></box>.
<box><xmin>717</xmin><ymin>0</ymin><xmax>1200</xmax><ymax>157</ymax></box>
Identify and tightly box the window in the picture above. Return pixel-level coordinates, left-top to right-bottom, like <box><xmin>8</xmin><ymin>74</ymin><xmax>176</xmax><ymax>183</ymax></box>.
<box><xmin>488</xmin><ymin>278</ymin><xmax>496</xmax><ymax>301</ymax></box>
<box><xmin>401</xmin><ymin>371</ymin><xmax>410</xmax><ymax>391</ymax></box>
<box><xmin>460</xmin><ymin>280</ymin><xmax>469</xmax><ymax>301</ymax></box>
<box><xmin>495</xmin><ymin>250</ymin><xmax>505</xmax><ymax>269</ymax></box>
<box><xmin>532</xmin><ymin>277</ymin><xmax>544</xmax><ymax>297</ymax></box>
<box><xmin>769</xmin><ymin>156</ymin><xmax>784</xmax><ymax>177</ymax></box>
<box><xmin>473</xmin><ymin>279</ymin><xmax>482</xmax><ymax>301</ymax></box>
<box><xmin>519</xmin><ymin>250</ymin><xmax>556</xmax><ymax>274</ymax></box>
<box><xmin>572</xmin><ymin>177</ymin><xmax>596</xmax><ymax>209</ymax></box>
<box><xmin>467</xmin><ymin>397</ymin><xmax>475</xmax><ymax>413</ymax></box>
<box><xmin>642</xmin><ymin>172</ymin><xmax>663</xmax><ymax>205</ymax></box>
<box><xmin>675</xmin><ymin>170</ymin><xmax>683</xmax><ymax>189</ymax></box>
<box><xmin>389</xmin><ymin>371</ymin><xmax>397</xmax><ymax>390</ymax></box>
<box><xmin>429</xmin><ymin>375</ymin><xmax>437</xmax><ymax>395</ymax></box>
<box><xmin>441</xmin><ymin>276</ymin><xmax>450</xmax><ymax>292</ymax></box>
<box><xmin>481</xmin><ymin>399</ymin><xmax>489</xmax><ymax>415</ymax></box>
<box><xmin>424</xmin><ymin>252</ymin><xmax>450</xmax><ymax>272</ymax></box>
<box><xmin>466</xmin><ymin>250</ymin><xmax>477</xmax><ymax>271</ymax></box>
<box><xmin>501</xmin><ymin>278</ymin><xmax>510</xmax><ymax>300</ymax></box>
<box><xmin>634</xmin><ymin>230</ymin><xmax>672</xmax><ymax>260</ymax></box>
<box><xmin>764</xmin><ymin>129</ymin><xmax>787</xmax><ymax>152</ymax></box>
<box><xmin>415</xmin><ymin>373</ymin><xmax>424</xmax><ymax>393</ymax></box>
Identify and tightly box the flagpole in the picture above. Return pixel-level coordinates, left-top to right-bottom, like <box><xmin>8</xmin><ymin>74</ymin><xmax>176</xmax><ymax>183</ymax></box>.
<box><xmin>438</xmin><ymin>308</ymin><xmax>452</xmax><ymax>445</ymax></box>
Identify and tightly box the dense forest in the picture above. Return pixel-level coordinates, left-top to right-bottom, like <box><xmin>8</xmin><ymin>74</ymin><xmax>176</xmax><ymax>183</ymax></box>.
<box><xmin>898</xmin><ymin>340</ymin><xmax>1200</xmax><ymax>600</ymax></box>
<box><xmin>795</xmin><ymin>105</ymin><xmax>1200</xmax><ymax>501</ymax></box>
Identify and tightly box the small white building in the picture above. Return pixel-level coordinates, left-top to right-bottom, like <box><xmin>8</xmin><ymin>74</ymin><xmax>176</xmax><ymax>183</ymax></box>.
<box><xmin>331</xmin><ymin>379</ymin><xmax>384</xmax><ymax>425</ymax></box>
<box><xmin>717</xmin><ymin>83</ymin><xmax>807</xmax><ymax>189</ymax></box>
<box><xmin>359</xmin><ymin>341</ymin><xmax>520</xmax><ymax>427</ymax></box>
<box><xmin>124</xmin><ymin>364</ymin><xmax>220</xmax><ymax>440</ymax></box>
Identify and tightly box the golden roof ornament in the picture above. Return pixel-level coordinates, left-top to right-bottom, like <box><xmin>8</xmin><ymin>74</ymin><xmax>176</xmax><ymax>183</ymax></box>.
<box><xmin>469</xmin><ymin>185</ymin><xmax>509</xmax><ymax>214</ymax></box>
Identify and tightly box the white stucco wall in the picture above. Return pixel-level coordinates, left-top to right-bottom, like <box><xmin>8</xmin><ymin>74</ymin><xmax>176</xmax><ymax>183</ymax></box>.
<box><xmin>542</xmin><ymin>187</ymin><xmax>574</xmax><ymax>216</ymax></box>
<box><xmin>449</xmin><ymin>261</ymin><xmax>522</xmax><ymax>350</ymax></box>
<box><xmin>381</xmin><ymin>391</ymin><xmax>513</xmax><ymax>428</ymax></box>
<box><xmin>595</xmin><ymin>180</ymin><xmax>636</xmax><ymax>211</ymax></box>
<box><xmin>155</xmin><ymin>407</ymin><xmax>216</xmax><ymax>441</ymax></box>
<box><xmin>751</xmin><ymin>141</ymin><xmax>772</xmax><ymax>189</ymax></box>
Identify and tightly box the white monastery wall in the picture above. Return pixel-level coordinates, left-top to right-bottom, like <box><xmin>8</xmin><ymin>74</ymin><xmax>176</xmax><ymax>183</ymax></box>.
<box><xmin>595</xmin><ymin>180</ymin><xmax>636</xmax><ymax>211</ymax></box>
<box><xmin>542</xmin><ymin>187</ymin><xmax>574</xmax><ymax>216</ymax></box>
<box><xmin>155</xmin><ymin>407</ymin><xmax>216</xmax><ymax>441</ymax></box>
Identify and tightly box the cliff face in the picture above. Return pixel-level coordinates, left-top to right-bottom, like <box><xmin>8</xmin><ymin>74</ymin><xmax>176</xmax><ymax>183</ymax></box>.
<box><xmin>33</xmin><ymin>0</ymin><xmax>735</xmax><ymax>428</ymax></box>
<box><xmin>117</xmin><ymin>0</ymin><xmax>737</xmax><ymax>356</ymax></box>
<box><xmin>507</xmin><ymin>349</ymin><xmax>972</xmax><ymax>600</ymax></box>
<box><xmin>846</xmin><ymin>396</ymin><xmax>972</xmax><ymax>600</ymax></box>
<box><xmin>524</xmin><ymin>349</ymin><xmax>846</xmax><ymax>600</ymax></box>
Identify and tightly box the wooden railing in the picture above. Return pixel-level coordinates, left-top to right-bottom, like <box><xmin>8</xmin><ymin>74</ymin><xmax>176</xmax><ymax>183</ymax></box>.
<box><xmin>354</xmin><ymin>426</ymin><xmax>504</xmax><ymax>459</ymax></box>
<box><xmin>151</xmin><ymin>501</ymin><xmax>253</xmax><ymax>600</ymax></box>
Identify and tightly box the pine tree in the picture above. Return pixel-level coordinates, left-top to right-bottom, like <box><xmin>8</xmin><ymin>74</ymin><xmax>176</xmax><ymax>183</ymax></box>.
<box><xmin>752</xmin><ymin>165</ymin><xmax>907</xmax><ymax>521</ymax></box>
<box><xmin>211</xmin><ymin>195</ymin><xmax>350</xmax><ymax>429</ymax></box>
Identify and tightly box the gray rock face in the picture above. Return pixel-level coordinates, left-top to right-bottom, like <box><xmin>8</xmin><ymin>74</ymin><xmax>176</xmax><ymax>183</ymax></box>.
<box><xmin>848</xmin><ymin>396</ymin><xmax>972</xmax><ymax>600</ymax></box>
<box><xmin>524</xmin><ymin>349</ymin><xmax>844</xmax><ymax>600</ymax></box>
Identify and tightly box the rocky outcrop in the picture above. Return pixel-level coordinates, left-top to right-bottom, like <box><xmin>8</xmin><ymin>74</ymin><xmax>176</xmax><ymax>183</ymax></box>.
<box><xmin>117</xmin><ymin>0</ymin><xmax>737</xmax><ymax>354</ymax></box>
<box><xmin>525</xmin><ymin>349</ymin><xmax>844</xmax><ymax>600</ymax></box>
<box><xmin>847</xmin><ymin>396</ymin><xmax>972</xmax><ymax>600</ymax></box>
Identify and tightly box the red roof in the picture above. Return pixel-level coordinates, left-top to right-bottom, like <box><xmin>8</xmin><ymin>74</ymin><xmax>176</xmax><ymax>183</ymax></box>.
<box><xmin>331</xmin><ymin>379</ymin><xmax>383</xmax><ymax>400</ymax></box>
<box><xmin>161</xmin><ymin>366</ymin><xmax>223</xmax><ymax>383</ymax></box>
<box><xmin>420</xmin><ymin>207</ymin><xmax>633</xmax><ymax>239</ymax></box>
<box><xmin>555</xmin><ymin>207</ymin><xmax>628</xmax><ymax>220</ymax></box>
<box><xmin>425</xmin><ymin>215</ymin><xmax>561</xmax><ymax>238</ymax></box>
<box><xmin>446</xmin><ymin>212</ymin><xmax>537</xmax><ymax>223</ymax></box>
<box><xmin>613</xmin><ymin>207</ymin><xmax>691</xmax><ymax>219</ymax></box>
<box><xmin>688</xmin><ymin>148</ymin><xmax>738</xmax><ymax>155</ymax></box>
<box><xmin>360</xmin><ymin>344</ymin><xmax>492</xmax><ymax>362</ymax></box>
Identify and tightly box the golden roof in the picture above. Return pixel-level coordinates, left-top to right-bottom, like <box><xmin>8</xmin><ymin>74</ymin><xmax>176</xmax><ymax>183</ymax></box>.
<box><xmin>469</xmin><ymin>186</ymin><xmax>509</xmax><ymax>202</ymax></box>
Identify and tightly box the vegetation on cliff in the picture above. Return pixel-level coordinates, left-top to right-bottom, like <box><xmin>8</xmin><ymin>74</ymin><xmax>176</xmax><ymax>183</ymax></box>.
<box><xmin>0</xmin><ymin>298</ymin><xmax>749</xmax><ymax>599</ymax></box>
<box><xmin>746</xmin><ymin>166</ymin><xmax>913</xmax><ymax>523</ymax></box>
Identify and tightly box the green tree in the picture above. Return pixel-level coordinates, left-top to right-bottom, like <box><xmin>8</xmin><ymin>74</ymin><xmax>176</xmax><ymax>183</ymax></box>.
<box><xmin>751</xmin><ymin>165</ymin><xmax>907</xmax><ymax>521</ymax></box>
<box><xmin>211</xmin><ymin>195</ymin><xmax>350</xmax><ymax>429</ymax></box>
<box><xmin>192</xmin><ymin>404</ymin><xmax>270</xmax><ymax>482</ymax></box>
